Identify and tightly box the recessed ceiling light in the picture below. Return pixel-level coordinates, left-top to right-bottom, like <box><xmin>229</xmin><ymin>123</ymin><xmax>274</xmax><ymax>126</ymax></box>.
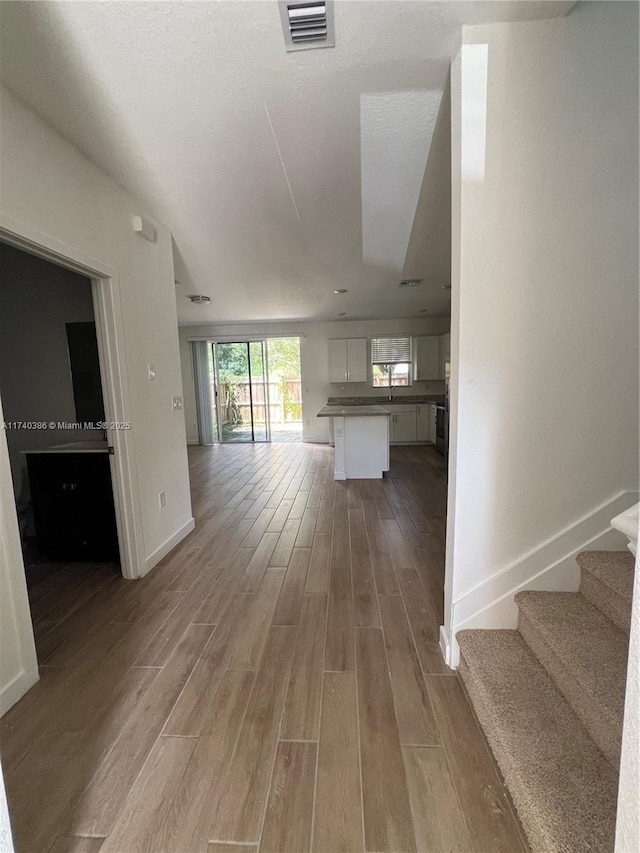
<box><xmin>441</xmin><ymin>284</ymin><xmax>452</xmax><ymax>290</ymax></box>
<box><xmin>334</xmin><ymin>288</ymin><xmax>348</xmax><ymax>294</ymax></box>
<box><xmin>187</xmin><ymin>294</ymin><xmax>212</xmax><ymax>304</ymax></box>
<box><xmin>399</xmin><ymin>279</ymin><xmax>423</xmax><ymax>288</ymax></box>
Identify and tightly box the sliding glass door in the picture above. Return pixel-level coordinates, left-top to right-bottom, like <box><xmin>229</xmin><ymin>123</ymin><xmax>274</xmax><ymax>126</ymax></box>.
<box><xmin>213</xmin><ymin>341</ymin><xmax>269</xmax><ymax>443</ymax></box>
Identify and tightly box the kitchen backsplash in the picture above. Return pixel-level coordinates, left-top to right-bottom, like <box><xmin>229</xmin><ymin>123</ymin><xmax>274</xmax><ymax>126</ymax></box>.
<box><xmin>327</xmin><ymin>379</ymin><xmax>445</xmax><ymax>398</ymax></box>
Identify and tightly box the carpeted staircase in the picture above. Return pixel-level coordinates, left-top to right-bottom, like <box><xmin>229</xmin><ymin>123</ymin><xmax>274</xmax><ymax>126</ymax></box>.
<box><xmin>457</xmin><ymin>550</ymin><xmax>635</xmax><ymax>853</ymax></box>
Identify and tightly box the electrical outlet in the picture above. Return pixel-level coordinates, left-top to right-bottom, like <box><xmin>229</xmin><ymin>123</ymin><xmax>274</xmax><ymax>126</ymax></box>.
<box><xmin>148</xmin><ymin>364</ymin><xmax>156</xmax><ymax>381</ymax></box>
<box><xmin>158</xmin><ymin>490</ymin><xmax>166</xmax><ymax>509</ymax></box>
<box><xmin>172</xmin><ymin>395</ymin><xmax>183</xmax><ymax>411</ymax></box>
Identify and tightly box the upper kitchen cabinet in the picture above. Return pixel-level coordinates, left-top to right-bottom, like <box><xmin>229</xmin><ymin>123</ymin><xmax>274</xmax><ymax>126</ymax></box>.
<box><xmin>414</xmin><ymin>335</ymin><xmax>440</xmax><ymax>381</ymax></box>
<box><xmin>328</xmin><ymin>338</ymin><xmax>368</xmax><ymax>383</ymax></box>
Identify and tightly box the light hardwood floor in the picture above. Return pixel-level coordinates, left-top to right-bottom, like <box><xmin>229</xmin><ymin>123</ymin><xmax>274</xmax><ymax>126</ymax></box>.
<box><xmin>2</xmin><ymin>442</ymin><xmax>528</xmax><ymax>853</ymax></box>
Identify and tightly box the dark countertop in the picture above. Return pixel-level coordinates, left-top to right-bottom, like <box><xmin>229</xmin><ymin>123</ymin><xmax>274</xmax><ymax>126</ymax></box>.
<box><xmin>317</xmin><ymin>405</ymin><xmax>390</xmax><ymax>418</ymax></box>
<box><xmin>327</xmin><ymin>395</ymin><xmax>445</xmax><ymax>406</ymax></box>
<box><xmin>22</xmin><ymin>441</ymin><xmax>110</xmax><ymax>454</ymax></box>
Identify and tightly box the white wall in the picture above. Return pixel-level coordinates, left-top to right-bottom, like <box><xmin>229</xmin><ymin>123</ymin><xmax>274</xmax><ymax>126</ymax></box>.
<box><xmin>444</xmin><ymin>1</ymin><xmax>639</xmax><ymax>655</ymax></box>
<box><xmin>179</xmin><ymin>317</ymin><xmax>449</xmax><ymax>444</ymax></box>
<box><xmin>1</xmin><ymin>86</ymin><xmax>193</xmax><ymax>563</ymax></box>
<box><xmin>0</xmin><ymin>243</ymin><xmax>97</xmax><ymax>495</ymax></box>
<box><xmin>0</xmin><ymin>396</ymin><xmax>38</xmax><ymax>716</ymax></box>
<box><xmin>0</xmin><ymin>85</ymin><xmax>194</xmax><ymax>707</ymax></box>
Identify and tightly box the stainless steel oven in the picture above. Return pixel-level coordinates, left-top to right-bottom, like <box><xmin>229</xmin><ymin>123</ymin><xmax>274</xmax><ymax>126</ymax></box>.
<box><xmin>435</xmin><ymin>403</ymin><xmax>447</xmax><ymax>456</ymax></box>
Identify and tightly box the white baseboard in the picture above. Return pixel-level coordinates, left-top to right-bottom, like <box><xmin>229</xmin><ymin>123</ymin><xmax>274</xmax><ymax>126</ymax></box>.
<box><xmin>142</xmin><ymin>517</ymin><xmax>195</xmax><ymax>576</ymax></box>
<box><xmin>186</xmin><ymin>439</ymin><xmax>199</xmax><ymax>445</ymax></box>
<box><xmin>439</xmin><ymin>625</ymin><xmax>455</xmax><ymax>669</ymax></box>
<box><xmin>0</xmin><ymin>667</ymin><xmax>39</xmax><ymax>717</ymax></box>
<box><xmin>448</xmin><ymin>490</ymin><xmax>638</xmax><ymax>667</ymax></box>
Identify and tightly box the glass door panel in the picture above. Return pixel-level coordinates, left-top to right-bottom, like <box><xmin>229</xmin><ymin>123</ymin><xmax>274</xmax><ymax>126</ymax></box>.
<box><xmin>214</xmin><ymin>341</ymin><xmax>270</xmax><ymax>443</ymax></box>
<box><xmin>216</xmin><ymin>342</ymin><xmax>251</xmax><ymax>442</ymax></box>
<box><xmin>249</xmin><ymin>341</ymin><xmax>268</xmax><ymax>442</ymax></box>
<box><xmin>208</xmin><ymin>344</ymin><xmax>220</xmax><ymax>442</ymax></box>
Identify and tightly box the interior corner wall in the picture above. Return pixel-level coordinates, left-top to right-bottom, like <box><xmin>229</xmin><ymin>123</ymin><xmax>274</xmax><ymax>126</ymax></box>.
<box><xmin>0</xmin><ymin>397</ymin><xmax>38</xmax><ymax>717</ymax></box>
<box><xmin>178</xmin><ymin>316</ymin><xmax>450</xmax><ymax>445</ymax></box>
<box><xmin>0</xmin><ymin>86</ymin><xmax>193</xmax><ymax>577</ymax></box>
<box><xmin>445</xmin><ymin>2</ymin><xmax>639</xmax><ymax>644</ymax></box>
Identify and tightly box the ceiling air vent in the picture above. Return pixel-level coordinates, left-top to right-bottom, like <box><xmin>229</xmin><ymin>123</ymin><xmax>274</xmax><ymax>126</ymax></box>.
<box><xmin>278</xmin><ymin>1</ymin><xmax>335</xmax><ymax>52</ymax></box>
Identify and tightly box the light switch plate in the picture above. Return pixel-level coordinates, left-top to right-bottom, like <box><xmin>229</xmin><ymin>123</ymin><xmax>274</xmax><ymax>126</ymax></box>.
<box><xmin>172</xmin><ymin>395</ymin><xmax>183</xmax><ymax>411</ymax></box>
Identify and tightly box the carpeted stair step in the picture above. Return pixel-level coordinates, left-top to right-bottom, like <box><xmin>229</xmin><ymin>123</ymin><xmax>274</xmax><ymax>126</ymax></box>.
<box><xmin>577</xmin><ymin>550</ymin><xmax>634</xmax><ymax>634</ymax></box>
<box><xmin>515</xmin><ymin>591</ymin><xmax>628</xmax><ymax>767</ymax></box>
<box><xmin>457</xmin><ymin>629</ymin><xmax>618</xmax><ymax>853</ymax></box>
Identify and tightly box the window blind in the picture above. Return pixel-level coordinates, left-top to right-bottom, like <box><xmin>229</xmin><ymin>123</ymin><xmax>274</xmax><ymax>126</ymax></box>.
<box><xmin>371</xmin><ymin>336</ymin><xmax>412</xmax><ymax>364</ymax></box>
<box><xmin>192</xmin><ymin>341</ymin><xmax>215</xmax><ymax>445</ymax></box>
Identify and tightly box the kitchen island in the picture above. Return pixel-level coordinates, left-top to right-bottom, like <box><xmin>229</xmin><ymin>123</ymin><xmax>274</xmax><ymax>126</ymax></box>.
<box><xmin>317</xmin><ymin>404</ymin><xmax>390</xmax><ymax>480</ymax></box>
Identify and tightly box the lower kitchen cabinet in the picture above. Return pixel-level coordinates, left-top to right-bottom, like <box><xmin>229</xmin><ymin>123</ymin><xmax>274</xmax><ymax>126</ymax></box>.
<box><xmin>26</xmin><ymin>451</ymin><xmax>119</xmax><ymax>561</ymax></box>
<box><xmin>386</xmin><ymin>405</ymin><xmax>417</xmax><ymax>443</ymax></box>
<box><xmin>391</xmin><ymin>411</ymin><xmax>417</xmax><ymax>442</ymax></box>
<box><xmin>417</xmin><ymin>403</ymin><xmax>437</xmax><ymax>443</ymax></box>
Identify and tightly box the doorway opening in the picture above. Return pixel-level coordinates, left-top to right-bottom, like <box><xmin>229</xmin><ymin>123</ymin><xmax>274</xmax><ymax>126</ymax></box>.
<box><xmin>0</xmin><ymin>241</ymin><xmax>122</xmax><ymax>605</ymax></box>
<box><xmin>200</xmin><ymin>336</ymin><xmax>302</xmax><ymax>444</ymax></box>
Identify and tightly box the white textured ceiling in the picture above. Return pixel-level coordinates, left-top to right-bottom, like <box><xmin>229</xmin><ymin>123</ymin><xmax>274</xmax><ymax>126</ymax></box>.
<box><xmin>0</xmin><ymin>1</ymin><xmax>573</xmax><ymax>324</ymax></box>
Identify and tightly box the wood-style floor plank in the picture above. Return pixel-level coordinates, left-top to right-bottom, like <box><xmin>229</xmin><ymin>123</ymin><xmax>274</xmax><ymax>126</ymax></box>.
<box><xmin>228</xmin><ymin>568</ymin><xmax>285</xmax><ymax>670</ymax></box>
<box><xmin>260</xmin><ymin>740</ymin><xmax>317</xmax><ymax>853</ymax></box>
<box><xmin>426</xmin><ymin>675</ymin><xmax>529</xmax><ymax>853</ymax></box>
<box><xmin>403</xmin><ymin>746</ymin><xmax>472</xmax><ymax>853</ymax></box>
<box><xmin>162</xmin><ymin>598</ymin><xmax>241</xmax><ymax>737</ymax></box>
<box><xmin>305</xmin><ymin>531</ymin><xmax>331</xmax><ymax>594</ymax></box>
<box><xmin>272</xmin><ymin>548</ymin><xmax>311</xmax><ymax>626</ymax></box>
<box><xmin>312</xmin><ymin>672</ymin><xmax>364</xmax><ymax>853</ymax></box>
<box><xmin>378</xmin><ymin>594</ymin><xmax>440</xmax><ymax>746</ymax></box>
<box><xmin>356</xmin><ymin>628</ymin><xmax>417</xmax><ymax>853</ymax></box>
<box><xmin>324</xmin><ymin>563</ymin><xmax>355</xmax><ymax>672</ymax></box>
<box><xmin>351</xmin><ymin>548</ymin><xmax>380</xmax><ymax>628</ymax></box>
<box><xmin>280</xmin><ymin>593</ymin><xmax>327</xmax><ymax>740</ymax></box>
<box><xmin>269</xmin><ymin>514</ymin><xmax>301</xmax><ymax>567</ymax></box>
<box><xmin>47</xmin><ymin>837</ymin><xmax>105</xmax><ymax>853</ymax></box>
<box><xmin>211</xmin><ymin>626</ymin><xmax>296</xmax><ymax>844</ymax></box>
<box><xmin>159</xmin><ymin>670</ymin><xmax>255</xmax><ymax>853</ymax></box>
<box><xmin>100</xmin><ymin>736</ymin><xmax>195</xmax><ymax>853</ymax></box>
<box><xmin>74</xmin><ymin>623</ymin><xmax>213</xmax><ymax>836</ymax></box>
<box><xmin>395</xmin><ymin>564</ymin><xmax>450</xmax><ymax>675</ymax></box>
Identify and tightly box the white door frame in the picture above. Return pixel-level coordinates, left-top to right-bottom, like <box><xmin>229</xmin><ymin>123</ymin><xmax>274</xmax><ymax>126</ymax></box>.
<box><xmin>0</xmin><ymin>214</ymin><xmax>145</xmax><ymax>579</ymax></box>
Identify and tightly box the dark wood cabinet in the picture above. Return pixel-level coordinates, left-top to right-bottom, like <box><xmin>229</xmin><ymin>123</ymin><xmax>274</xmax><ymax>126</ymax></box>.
<box><xmin>26</xmin><ymin>451</ymin><xmax>119</xmax><ymax>561</ymax></box>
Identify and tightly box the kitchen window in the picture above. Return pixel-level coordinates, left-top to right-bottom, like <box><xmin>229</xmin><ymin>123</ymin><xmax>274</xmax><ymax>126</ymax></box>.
<box><xmin>371</xmin><ymin>336</ymin><xmax>413</xmax><ymax>388</ymax></box>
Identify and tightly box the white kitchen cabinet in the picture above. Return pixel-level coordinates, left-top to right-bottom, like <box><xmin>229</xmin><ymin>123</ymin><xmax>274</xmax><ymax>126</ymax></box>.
<box><xmin>393</xmin><ymin>411</ymin><xmax>417</xmax><ymax>442</ymax></box>
<box><xmin>347</xmin><ymin>338</ymin><xmax>368</xmax><ymax>382</ymax></box>
<box><xmin>428</xmin><ymin>403</ymin><xmax>437</xmax><ymax>442</ymax></box>
<box><xmin>414</xmin><ymin>335</ymin><xmax>440</xmax><ymax>381</ymax></box>
<box><xmin>416</xmin><ymin>403</ymin><xmax>437</xmax><ymax>442</ymax></box>
<box><xmin>328</xmin><ymin>338</ymin><xmax>368</xmax><ymax>383</ymax></box>
<box><xmin>386</xmin><ymin>405</ymin><xmax>417</xmax><ymax>442</ymax></box>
